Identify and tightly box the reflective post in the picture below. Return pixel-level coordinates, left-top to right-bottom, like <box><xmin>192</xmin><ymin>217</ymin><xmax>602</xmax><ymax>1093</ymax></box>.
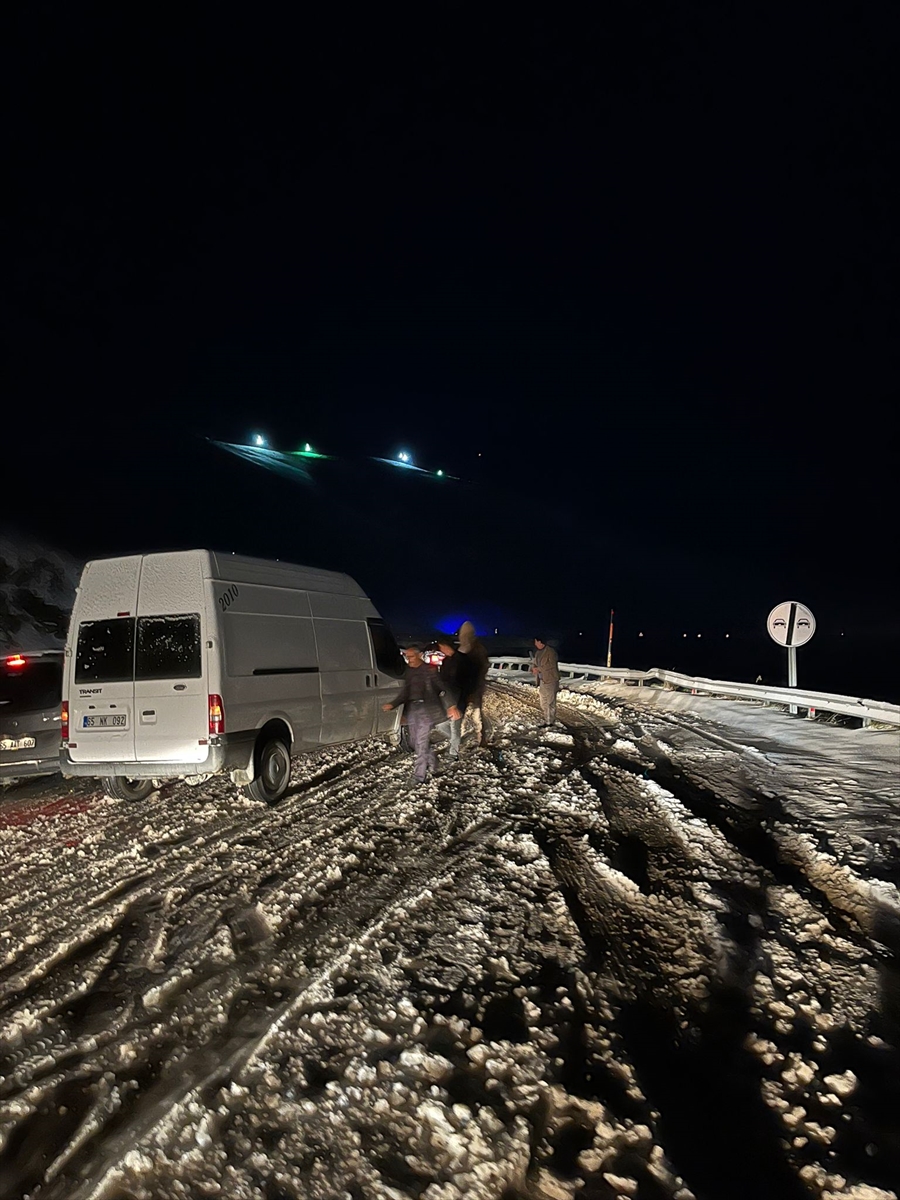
<box><xmin>606</xmin><ymin>609</ymin><xmax>614</xmax><ymax>669</ymax></box>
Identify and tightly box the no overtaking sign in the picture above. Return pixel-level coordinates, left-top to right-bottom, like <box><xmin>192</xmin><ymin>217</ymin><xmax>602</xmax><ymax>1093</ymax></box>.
<box><xmin>767</xmin><ymin>601</ymin><xmax>816</xmax><ymax>648</ymax></box>
<box><xmin>767</xmin><ymin>601</ymin><xmax>815</xmax><ymax>712</ymax></box>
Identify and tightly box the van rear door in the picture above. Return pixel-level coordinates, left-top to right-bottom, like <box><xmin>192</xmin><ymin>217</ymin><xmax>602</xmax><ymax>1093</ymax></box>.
<box><xmin>69</xmin><ymin>617</ymin><xmax>136</xmax><ymax>762</ymax></box>
<box><xmin>315</xmin><ymin>618</ymin><xmax>377</xmax><ymax>744</ymax></box>
<box><xmin>133</xmin><ymin>614</ymin><xmax>208</xmax><ymax>764</ymax></box>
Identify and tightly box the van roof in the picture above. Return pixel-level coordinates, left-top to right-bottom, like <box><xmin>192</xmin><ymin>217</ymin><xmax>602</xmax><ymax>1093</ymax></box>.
<box><xmin>79</xmin><ymin>550</ymin><xmax>368</xmax><ymax>598</ymax></box>
<box><xmin>207</xmin><ymin>551</ymin><xmax>367</xmax><ymax>596</ymax></box>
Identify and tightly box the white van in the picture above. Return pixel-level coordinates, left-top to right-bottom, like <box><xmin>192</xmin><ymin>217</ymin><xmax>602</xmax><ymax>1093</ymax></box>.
<box><xmin>60</xmin><ymin>550</ymin><xmax>404</xmax><ymax>802</ymax></box>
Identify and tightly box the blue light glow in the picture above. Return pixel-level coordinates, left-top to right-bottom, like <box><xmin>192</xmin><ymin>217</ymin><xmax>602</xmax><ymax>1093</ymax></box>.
<box><xmin>435</xmin><ymin>614</ymin><xmax>470</xmax><ymax>638</ymax></box>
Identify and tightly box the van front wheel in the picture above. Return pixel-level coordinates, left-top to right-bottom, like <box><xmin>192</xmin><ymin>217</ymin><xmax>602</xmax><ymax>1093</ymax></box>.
<box><xmin>106</xmin><ymin>776</ymin><xmax>154</xmax><ymax>802</ymax></box>
<box><xmin>246</xmin><ymin>739</ymin><xmax>291</xmax><ymax>805</ymax></box>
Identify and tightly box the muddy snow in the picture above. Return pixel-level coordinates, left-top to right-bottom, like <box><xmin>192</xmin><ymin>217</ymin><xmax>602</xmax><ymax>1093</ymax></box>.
<box><xmin>1</xmin><ymin>682</ymin><xmax>898</xmax><ymax>1200</ymax></box>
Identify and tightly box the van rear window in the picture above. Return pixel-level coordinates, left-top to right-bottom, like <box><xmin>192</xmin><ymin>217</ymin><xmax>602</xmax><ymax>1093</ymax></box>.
<box><xmin>367</xmin><ymin>619</ymin><xmax>405</xmax><ymax>678</ymax></box>
<box><xmin>75</xmin><ymin>614</ymin><xmax>202</xmax><ymax>683</ymax></box>
<box><xmin>136</xmin><ymin>615</ymin><xmax>202</xmax><ymax>680</ymax></box>
<box><xmin>75</xmin><ymin>618</ymin><xmax>135</xmax><ymax>683</ymax></box>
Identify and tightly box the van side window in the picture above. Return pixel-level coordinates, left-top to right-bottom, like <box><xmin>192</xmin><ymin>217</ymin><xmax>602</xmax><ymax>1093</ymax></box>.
<box><xmin>136</xmin><ymin>614</ymin><xmax>202</xmax><ymax>680</ymax></box>
<box><xmin>366</xmin><ymin>619</ymin><xmax>405</xmax><ymax>678</ymax></box>
<box><xmin>75</xmin><ymin>618</ymin><xmax>135</xmax><ymax>683</ymax></box>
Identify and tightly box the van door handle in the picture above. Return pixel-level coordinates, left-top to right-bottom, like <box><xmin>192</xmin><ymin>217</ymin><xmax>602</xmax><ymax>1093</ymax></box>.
<box><xmin>365</xmin><ymin>675</ymin><xmax>372</xmax><ymax>687</ymax></box>
<box><xmin>142</xmin><ymin>710</ymin><xmax>156</xmax><ymax>717</ymax></box>
<box><xmin>173</xmin><ymin>684</ymin><xmax>186</xmax><ymax>691</ymax></box>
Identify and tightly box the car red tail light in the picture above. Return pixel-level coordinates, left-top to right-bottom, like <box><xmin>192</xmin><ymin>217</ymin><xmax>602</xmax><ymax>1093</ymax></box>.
<box><xmin>61</xmin><ymin>701</ymin><xmax>69</xmax><ymax>740</ymax></box>
<box><xmin>208</xmin><ymin>694</ymin><xmax>224</xmax><ymax>735</ymax></box>
<box><xmin>5</xmin><ymin>655</ymin><xmax>26</xmax><ymax>669</ymax></box>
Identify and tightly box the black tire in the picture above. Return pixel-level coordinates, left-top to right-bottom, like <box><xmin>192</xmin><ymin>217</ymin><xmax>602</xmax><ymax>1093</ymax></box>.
<box><xmin>246</xmin><ymin>738</ymin><xmax>291</xmax><ymax>805</ymax></box>
<box><xmin>105</xmin><ymin>776</ymin><xmax>154</xmax><ymax>802</ymax></box>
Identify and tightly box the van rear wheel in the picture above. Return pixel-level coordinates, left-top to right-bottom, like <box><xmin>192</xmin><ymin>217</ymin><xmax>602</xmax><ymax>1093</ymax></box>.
<box><xmin>246</xmin><ymin>738</ymin><xmax>291</xmax><ymax>805</ymax></box>
<box><xmin>106</xmin><ymin>776</ymin><xmax>154</xmax><ymax>802</ymax></box>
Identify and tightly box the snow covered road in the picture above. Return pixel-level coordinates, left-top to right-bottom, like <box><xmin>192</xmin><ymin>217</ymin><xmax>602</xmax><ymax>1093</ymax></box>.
<box><xmin>1</xmin><ymin>684</ymin><xmax>898</xmax><ymax>1200</ymax></box>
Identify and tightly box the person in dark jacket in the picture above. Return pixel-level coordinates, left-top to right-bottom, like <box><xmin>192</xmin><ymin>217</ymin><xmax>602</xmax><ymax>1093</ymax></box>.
<box><xmin>457</xmin><ymin>620</ymin><xmax>490</xmax><ymax>745</ymax></box>
<box><xmin>433</xmin><ymin>633</ymin><xmax>477</xmax><ymax>760</ymax></box>
<box><xmin>383</xmin><ymin>642</ymin><xmax>460</xmax><ymax>782</ymax></box>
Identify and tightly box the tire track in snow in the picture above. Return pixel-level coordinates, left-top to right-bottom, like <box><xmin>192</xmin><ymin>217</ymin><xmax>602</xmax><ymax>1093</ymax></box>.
<box><xmin>56</xmin><ymin>818</ymin><xmax>510</xmax><ymax>1200</ymax></box>
<box><xmin>2</xmin><ymin>686</ymin><xmax>898</xmax><ymax>1199</ymax></box>
<box><xmin>0</xmin><ymin>743</ymin><xmax>515</xmax><ymax>1197</ymax></box>
<box><xmin>488</xmin><ymin>684</ymin><xmax>900</xmax><ymax>1197</ymax></box>
<box><xmin>0</xmin><ymin>738</ymin><xmax>399</xmax><ymax>989</ymax></box>
<box><xmin>0</xmin><ymin>738</ymin><xmax>397</xmax><ymax>937</ymax></box>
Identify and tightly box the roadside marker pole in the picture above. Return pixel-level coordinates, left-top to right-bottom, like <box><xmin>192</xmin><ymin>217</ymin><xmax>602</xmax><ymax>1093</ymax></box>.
<box><xmin>606</xmin><ymin>609</ymin><xmax>614</xmax><ymax>669</ymax></box>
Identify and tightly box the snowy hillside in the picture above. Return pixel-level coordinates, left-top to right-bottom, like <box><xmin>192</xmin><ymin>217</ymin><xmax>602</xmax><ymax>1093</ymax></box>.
<box><xmin>0</xmin><ymin>534</ymin><xmax>80</xmax><ymax>652</ymax></box>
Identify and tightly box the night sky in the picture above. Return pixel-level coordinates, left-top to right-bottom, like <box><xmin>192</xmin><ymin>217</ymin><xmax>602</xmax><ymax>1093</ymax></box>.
<box><xmin>6</xmin><ymin>7</ymin><xmax>898</xmax><ymax>696</ymax></box>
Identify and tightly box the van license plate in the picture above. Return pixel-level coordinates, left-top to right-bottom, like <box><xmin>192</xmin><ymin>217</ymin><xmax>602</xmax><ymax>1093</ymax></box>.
<box><xmin>82</xmin><ymin>714</ymin><xmax>128</xmax><ymax>730</ymax></box>
<box><xmin>1</xmin><ymin>737</ymin><xmax>36</xmax><ymax>751</ymax></box>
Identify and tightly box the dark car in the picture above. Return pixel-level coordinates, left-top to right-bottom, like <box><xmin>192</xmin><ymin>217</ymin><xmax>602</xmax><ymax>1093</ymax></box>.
<box><xmin>0</xmin><ymin>650</ymin><xmax>65</xmax><ymax>781</ymax></box>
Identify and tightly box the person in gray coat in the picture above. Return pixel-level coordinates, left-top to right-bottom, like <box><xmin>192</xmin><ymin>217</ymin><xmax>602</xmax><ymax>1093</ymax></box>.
<box><xmin>531</xmin><ymin>636</ymin><xmax>560</xmax><ymax>725</ymax></box>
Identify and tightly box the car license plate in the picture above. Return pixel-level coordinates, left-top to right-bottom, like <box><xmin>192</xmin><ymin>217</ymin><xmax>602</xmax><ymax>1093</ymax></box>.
<box><xmin>82</xmin><ymin>714</ymin><xmax>128</xmax><ymax>730</ymax></box>
<box><xmin>1</xmin><ymin>736</ymin><xmax>36</xmax><ymax>751</ymax></box>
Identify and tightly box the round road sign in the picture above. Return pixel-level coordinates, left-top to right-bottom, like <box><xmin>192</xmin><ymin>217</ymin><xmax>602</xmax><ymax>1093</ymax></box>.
<box><xmin>767</xmin><ymin>601</ymin><xmax>816</xmax><ymax>648</ymax></box>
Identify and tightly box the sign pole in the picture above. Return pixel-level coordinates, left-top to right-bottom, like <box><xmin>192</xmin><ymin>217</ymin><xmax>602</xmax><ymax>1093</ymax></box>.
<box><xmin>788</xmin><ymin>645</ymin><xmax>798</xmax><ymax>714</ymax></box>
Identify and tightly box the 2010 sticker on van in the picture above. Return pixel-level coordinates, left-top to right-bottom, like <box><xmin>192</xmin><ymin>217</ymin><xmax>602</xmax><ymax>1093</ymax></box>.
<box><xmin>218</xmin><ymin>585</ymin><xmax>240</xmax><ymax>611</ymax></box>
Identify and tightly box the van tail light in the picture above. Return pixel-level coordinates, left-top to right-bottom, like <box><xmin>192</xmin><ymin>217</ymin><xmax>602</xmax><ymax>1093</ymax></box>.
<box><xmin>208</xmin><ymin>694</ymin><xmax>224</xmax><ymax>736</ymax></box>
<box><xmin>61</xmin><ymin>701</ymin><xmax>69</xmax><ymax>741</ymax></box>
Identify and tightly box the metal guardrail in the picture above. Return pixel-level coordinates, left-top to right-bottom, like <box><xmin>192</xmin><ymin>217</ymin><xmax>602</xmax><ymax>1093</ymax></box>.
<box><xmin>488</xmin><ymin>658</ymin><xmax>900</xmax><ymax>728</ymax></box>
